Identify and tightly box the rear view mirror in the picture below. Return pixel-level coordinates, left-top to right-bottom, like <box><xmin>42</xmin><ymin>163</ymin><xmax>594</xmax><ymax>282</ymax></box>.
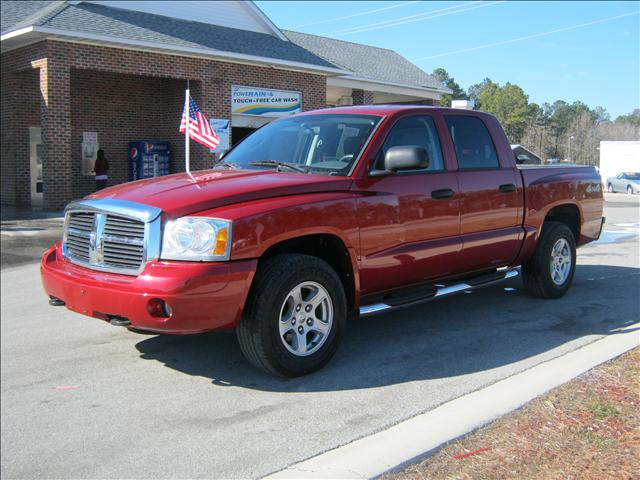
<box><xmin>369</xmin><ymin>146</ymin><xmax>429</xmax><ymax>177</ymax></box>
<box><xmin>385</xmin><ymin>145</ymin><xmax>429</xmax><ymax>171</ymax></box>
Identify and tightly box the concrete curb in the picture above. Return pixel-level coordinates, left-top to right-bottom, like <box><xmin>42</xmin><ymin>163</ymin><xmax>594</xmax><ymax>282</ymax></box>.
<box><xmin>266</xmin><ymin>325</ymin><xmax>639</xmax><ymax>479</ymax></box>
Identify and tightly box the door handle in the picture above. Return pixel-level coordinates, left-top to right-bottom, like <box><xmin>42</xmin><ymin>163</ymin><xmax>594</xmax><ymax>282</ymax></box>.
<box><xmin>499</xmin><ymin>183</ymin><xmax>516</xmax><ymax>193</ymax></box>
<box><xmin>431</xmin><ymin>188</ymin><xmax>455</xmax><ymax>199</ymax></box>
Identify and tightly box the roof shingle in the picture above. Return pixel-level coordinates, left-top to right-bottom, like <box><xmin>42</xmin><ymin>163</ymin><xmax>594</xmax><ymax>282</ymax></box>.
<box><xmin>1</xmin><ymin>2</ymin><xmax>338</xmax><ymax>69</ymax></box>
<box><xmin>284</xmin><ymin>30</ymin><xmax>450</xmax><ymax>92</ymax></box>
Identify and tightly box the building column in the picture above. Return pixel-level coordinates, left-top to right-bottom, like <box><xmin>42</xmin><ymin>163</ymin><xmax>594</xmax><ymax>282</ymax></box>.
<box><xmin>351</xmin><ymin>89</ymin><xmax>375</xmax><ymax>105</ymax></box>
<box><xmin>38</xmin><ymin>58</ymin><xmax>72</xmax><ymax>210</ymax></box>
<box><xmin>1</xmin><ymin>70</ymin><xmax>18</xmax><ymax>206</ymax></box>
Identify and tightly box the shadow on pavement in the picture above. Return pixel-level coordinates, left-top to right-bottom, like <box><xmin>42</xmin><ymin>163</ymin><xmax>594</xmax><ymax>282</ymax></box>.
<box><xmin>134</xmin><ymin>264</ymin><xmax>639</xmax><ymax>392</ymax></box>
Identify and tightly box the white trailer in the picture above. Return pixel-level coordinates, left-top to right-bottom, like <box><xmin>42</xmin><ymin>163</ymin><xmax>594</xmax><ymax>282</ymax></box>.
<box><xmin>599</xmin><ymin>141</ymin><xmax>640</xmax><ymax>181</ymax></box>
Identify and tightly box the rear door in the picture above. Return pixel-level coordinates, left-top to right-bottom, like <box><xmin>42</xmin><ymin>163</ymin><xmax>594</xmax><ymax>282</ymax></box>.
<box><xmin>444</xmin><ymin>114</ymin><xmax>524</xmax><ymax>272</ymax></box>
<box><xmin>355</xmin><ymin>113</ymin><xmax>462</xmax><ymax>294</ymax></box>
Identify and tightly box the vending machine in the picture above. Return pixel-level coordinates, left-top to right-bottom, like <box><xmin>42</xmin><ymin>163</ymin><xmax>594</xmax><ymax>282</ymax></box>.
<box><xmin>129</xmin><ymin>141</ymin><xmax>171</xmax><ymax>181</ymax></box>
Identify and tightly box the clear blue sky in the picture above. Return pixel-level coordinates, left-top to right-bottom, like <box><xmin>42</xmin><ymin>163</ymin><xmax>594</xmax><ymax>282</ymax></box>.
<box><xmin>256</xmin><ymin>1</ymin><xmax>639</xmax><ymax>119</ymax></box>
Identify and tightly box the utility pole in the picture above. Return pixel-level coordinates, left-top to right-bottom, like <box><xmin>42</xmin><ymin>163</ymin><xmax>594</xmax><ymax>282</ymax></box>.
<box><xmin>567</xmin><ymin>135</ymin><xmax>575</xmax><ymax>162</ymax></box>
<box><xmin>535</xmin><ymin>115</ymin><xmax>546</xmax><ymax>158</ymax></box>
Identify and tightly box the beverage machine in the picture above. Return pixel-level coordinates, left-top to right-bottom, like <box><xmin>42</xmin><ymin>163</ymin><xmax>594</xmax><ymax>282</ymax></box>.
<box><xmin>129</xmin><ymin>141</ymin><xmax>171</xmax><ymax>180</ymax></box>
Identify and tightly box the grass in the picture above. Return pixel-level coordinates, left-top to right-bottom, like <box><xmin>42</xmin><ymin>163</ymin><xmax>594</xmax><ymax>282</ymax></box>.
<box><xmin>385</xmin><ymin>347</ymin><xmax>640</xmax><ymax>480</ymax></box>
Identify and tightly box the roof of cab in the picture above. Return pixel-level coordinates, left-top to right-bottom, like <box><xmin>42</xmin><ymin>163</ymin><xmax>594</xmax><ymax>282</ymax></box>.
<box><xmin>297</xmin><ymin>104</ymin><xmax>487</xmax><ymax>117</ymax></box>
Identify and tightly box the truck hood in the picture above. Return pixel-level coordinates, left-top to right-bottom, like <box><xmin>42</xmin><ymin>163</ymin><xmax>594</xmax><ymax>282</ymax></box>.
<box><xmin>87</xmin><ymin>169</ymin><xmax>353</xmax><ymax>218</ymax></box>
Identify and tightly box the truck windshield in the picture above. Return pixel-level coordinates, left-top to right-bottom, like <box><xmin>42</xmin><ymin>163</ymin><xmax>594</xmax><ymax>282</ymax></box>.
<box><xmin>221</xmin><ymin>114</ymin><xmax>381</xmax><ymax>175</ymax></box>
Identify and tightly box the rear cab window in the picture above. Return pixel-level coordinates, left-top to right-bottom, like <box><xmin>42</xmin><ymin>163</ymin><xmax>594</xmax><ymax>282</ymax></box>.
<box><xmin>445</xmin><ymin>115</ymin><xmax>499</xmax><ymax>170</ymax></box>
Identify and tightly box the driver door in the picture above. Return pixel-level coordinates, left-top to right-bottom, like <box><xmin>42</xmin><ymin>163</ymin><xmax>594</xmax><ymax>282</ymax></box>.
<box><xmin>354</xmin><ymin>114</ymin><xmax>462</xmax><ymax>295</ymax></box>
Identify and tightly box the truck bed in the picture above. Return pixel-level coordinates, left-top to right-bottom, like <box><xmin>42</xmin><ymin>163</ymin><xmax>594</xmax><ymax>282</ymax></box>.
<box><xmin>518</xmin><ymin>164</ymin><xmax>604</xmax><ymax>247</ymax></box>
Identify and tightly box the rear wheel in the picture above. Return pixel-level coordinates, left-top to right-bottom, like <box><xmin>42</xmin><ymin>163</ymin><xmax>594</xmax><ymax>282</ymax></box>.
<box><xmin>237</xmin><ymin>254</ymin><xmax>346</xmax><ymax>377</ymax></box>
<box><xmin>607</xmin><ymin>183</ymin><xmax>614</xmax><ymax>193</ymax></box>
<box><xmin>522</xmin><ymin>222</ymin><xmax>576</xmax><ymax>299</ymax></box>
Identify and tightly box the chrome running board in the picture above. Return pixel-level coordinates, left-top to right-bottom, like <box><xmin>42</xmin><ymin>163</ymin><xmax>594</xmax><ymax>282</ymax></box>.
<box><xmin>359</xmin><ymin>269</ymin><xmax>519</xmax><ymax>317</ymax></box>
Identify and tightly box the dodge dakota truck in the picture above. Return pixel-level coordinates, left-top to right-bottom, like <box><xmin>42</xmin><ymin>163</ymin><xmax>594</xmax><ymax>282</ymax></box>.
<box><xmin>41</xmin><ymin>106</ymin><xmax>605</xmax><ymax>376</ymax></box>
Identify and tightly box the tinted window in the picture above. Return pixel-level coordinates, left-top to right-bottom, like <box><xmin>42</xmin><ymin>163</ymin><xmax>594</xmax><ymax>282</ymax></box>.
<box><xmin>445</xmin><ymin>115</ymin><xmax>499</xmax><ymax>169</ymax></box>
<box><xmin>374</xmin><ymin>115</ymin><xmax>444</xmax><ymax>172</ymax></box>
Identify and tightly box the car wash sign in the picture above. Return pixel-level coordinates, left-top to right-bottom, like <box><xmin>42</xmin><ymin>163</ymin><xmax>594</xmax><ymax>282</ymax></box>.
<box><xmin>231</xmin><ymin>85</ymin><xmax>301</xmax><ymax>117</ymax></box>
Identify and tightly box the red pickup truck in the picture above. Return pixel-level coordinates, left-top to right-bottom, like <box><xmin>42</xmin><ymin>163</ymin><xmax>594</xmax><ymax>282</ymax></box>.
<box><xmin>41</xmin><ymin>106</ymin><xmax>604</xmax><ymax>376</ymax></box>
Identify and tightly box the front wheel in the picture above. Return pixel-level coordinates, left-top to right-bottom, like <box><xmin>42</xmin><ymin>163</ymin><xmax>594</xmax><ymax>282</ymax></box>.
<box><xmin>522</xmin><ymin>222</ymin><xmax>576</xmax><ymax>299</ymax></box>
<box><xmin>628</xmin><ymin>185</ymin><xmax>634</xmax><ymax>195</ymax></box>
<box><xmin>237</xmin><ymin>254</ymin><xmax>346</xmax><ymax>377</ymax></box>
<box><xmin>607</xmin><ymin>183</ymin><xmax>614</xmax><ymax>193</ymax></box>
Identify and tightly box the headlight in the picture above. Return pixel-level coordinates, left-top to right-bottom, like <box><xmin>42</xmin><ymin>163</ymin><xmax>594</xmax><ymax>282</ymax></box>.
<box><xmin>161</xmin><ymin>217</ymin><xmax>232</xmax><ymax>261</ymax></box>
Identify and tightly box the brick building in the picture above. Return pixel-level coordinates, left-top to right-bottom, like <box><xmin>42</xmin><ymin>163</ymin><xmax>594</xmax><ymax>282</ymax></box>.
<box><xmin>1</xmin><ymin>1</ymin><xmax>450</xmax><ymax>210</ymax></box>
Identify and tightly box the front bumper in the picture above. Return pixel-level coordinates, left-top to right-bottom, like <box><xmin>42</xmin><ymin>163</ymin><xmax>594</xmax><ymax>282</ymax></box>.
<box><xmin>41</xmin><ymin>242</ymin><xmax>256</xmax><ymax>334</ymax></box>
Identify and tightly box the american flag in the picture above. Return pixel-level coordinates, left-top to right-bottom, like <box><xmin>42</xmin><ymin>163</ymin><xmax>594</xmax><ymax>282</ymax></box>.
<box><xmin>179</xmin><ymin>96</ymin><xmax>220</xmax><ymax>150</ymax></box>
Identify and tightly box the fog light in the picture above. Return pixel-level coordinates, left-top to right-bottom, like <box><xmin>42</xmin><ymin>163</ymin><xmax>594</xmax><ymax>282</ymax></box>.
<box><xmin>147</xmin><ymin>298</ymin><xmax>172</xmax><ymax>318</ymax></box>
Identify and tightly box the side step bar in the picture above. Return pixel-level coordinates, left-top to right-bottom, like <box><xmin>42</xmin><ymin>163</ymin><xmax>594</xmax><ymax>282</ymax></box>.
<box><xmin>359</xmin><ymin>269</ymin><xmax>519</xmax><ymax>317</ymax></box>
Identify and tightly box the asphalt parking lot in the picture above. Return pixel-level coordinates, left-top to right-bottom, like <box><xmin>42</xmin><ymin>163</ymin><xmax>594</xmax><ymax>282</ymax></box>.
<box><xmin>1</xmin><ymin>194</ymin><xmax>639</xmax><ymax>479</ymax></box>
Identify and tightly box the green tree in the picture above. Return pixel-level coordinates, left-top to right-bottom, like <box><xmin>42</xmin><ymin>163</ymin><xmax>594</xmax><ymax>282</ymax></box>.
<box><xmin>592</xmin><ymin>106</ymin><xmax>610</xmax><ymax>125</ymax></box>
<box><xmin>615</xmin><ymin>108</ymin><xmax>640</xmax><ymax>126</ymax></box>
<box><xmin>431</xmin><ymin>67</ymin><xmax>467</xmax><ymax>106</ymax></box>
<box><xmin>475</xmin><ymin>82</ymin><xmax>530</xmax><ymax>142</ymax></box>
<box><xmin>467</xmin><ymin>78</ymin><xmax>495</xmax><ymax>103</ymax></box>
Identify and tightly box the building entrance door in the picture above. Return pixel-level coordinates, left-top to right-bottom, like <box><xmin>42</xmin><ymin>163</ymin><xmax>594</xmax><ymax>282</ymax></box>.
<box><xmin>231</xmin><ymin>127</ymin><xmax>257</xmax><ymax>146</ymax></box>
<box><xmin>230</xmin><ymin>114</ymin><xmax>276</xmax><ymax>147</ymax></box>
<box><xmin>29</xmin><ymin>126</ymin><xmax>43</xmax><ymax>208</ymax></box>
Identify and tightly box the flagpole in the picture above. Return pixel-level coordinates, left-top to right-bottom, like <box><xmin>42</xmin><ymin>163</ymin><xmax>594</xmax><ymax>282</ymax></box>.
<box><xmin>184</xmin><ymin>86</ymin><xmax>190</xmax><ymax>173</ymax></box>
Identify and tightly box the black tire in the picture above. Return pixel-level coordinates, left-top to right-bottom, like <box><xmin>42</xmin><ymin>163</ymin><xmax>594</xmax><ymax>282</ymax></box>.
<box><xmin>627</xmin><ymin>185</ymin><xmax>633</xmax><ymax>195</ymax></box>
<box><xmin>607</xmin><ymin>183</ymin><xmax>614</xmax><ymax>193</ymax></box>
<box><xmin>522</xmin><ymin>222</ymin><xmax>576</xmax><ymax>299</ymax></box>
<box><xmin>237</xmin><ymin>254</ymin><xmax>347</xmax><ymax>377</ymax></box>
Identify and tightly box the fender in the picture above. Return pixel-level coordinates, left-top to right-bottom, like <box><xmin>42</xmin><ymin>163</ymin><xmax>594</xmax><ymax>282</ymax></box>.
<box><xmin>194</xmin><ymin>191</ymin><xmax>362</xmax><ymax>299</ymax></box>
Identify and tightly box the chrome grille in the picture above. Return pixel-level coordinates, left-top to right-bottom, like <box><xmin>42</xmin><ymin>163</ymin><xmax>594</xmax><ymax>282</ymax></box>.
<box><xmin>102</xmin><ymin>215</ymin><xmax>145</xmax><ymax>268</ymax></box>
<box><xmin>63</xmin><ymin>209</ymin><xmax>150</xmax><ymax>275</ymax></box>
<box><xmin>66</xmin><ymin>212</ymin><xmax>94</xmax><ymax>261</ymax></box>
<box><xmin>62</xmin><ymin>199</ymin><xmax>162</xmax><ymax>275</ymax></box>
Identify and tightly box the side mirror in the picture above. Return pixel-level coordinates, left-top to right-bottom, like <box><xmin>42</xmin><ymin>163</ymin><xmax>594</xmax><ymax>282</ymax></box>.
<box><xmin>386</xmin><ymin>145</ymin><xmax>429</xmax><ymax>171</ymax></box>
<box><xmin>370</xmin><ymin>145</ymin><xmax>429</xmax><ymax>177</ymax></box>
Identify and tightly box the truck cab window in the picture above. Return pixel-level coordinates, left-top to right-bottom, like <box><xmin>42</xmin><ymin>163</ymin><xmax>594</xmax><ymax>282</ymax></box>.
<box><xmin>374</xmin><ymin>115</ymin><xmax>444</xmax><ymax>172</ymax></box>
<box><xmin>445</xmin><ymin>115</ymin><xmax>499</xmax><ymax>170</ymax></box>
<box><xmin>223</xmin><ymin>114</ymin><xmax>380</xmax><ymax>175</ymax></box>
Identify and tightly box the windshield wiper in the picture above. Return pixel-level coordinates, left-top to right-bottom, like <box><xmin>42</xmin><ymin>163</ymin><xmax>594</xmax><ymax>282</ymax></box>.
<box><xmin>249</xmin><ymin>160</ymin><xmax>309</xmax><ymax>173</ymax></box>
<box><xmin>212</xmin><ymin>161</ymin><xmax>240</xmax><ymax>170</ymax></box>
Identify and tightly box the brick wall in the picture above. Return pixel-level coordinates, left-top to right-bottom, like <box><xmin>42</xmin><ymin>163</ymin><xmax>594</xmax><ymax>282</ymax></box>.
<box><xmin>70</xmin><ymin>70</ymin><xmax>189</xmax><ymax>198</ymax></box>
<box><xmin>1</xmin><ymin>43</ymin><xmax>47</xmax><ymax>206</ymax></box>
<box><xmin>1</xmin><ymin>40</ymin><xmax>327</xmax><ymax>209</ymax></box>
<box><xmin>352</xmin><ymin>89</ymin><xmax>375</xmax><ymax>105</ymax></box>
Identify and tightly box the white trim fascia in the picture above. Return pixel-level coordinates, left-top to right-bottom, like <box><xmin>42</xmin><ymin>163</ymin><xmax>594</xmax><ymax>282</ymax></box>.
<box><xmin>333</xmin><ymin>75</ymin><xmax>453</xmax><ymax>95</ymax></box>
<box><xmin>1</xmin><ymin>25</ymin><xmax>350</xmax><ymax>76</ymax></box>
<box><xmin>245</xmin><ymin>1</ymin><xmax>289</xmax><ymax>42</ymax></box>
<box><xmin>328</xmin><ymin>76</ymin><xmax>448</xmax><ymax>99</ymax></box>
<box><xmin>1</xmin><ymin>26</ymin><xmax>35</xmax><ymax>41</ymax></box>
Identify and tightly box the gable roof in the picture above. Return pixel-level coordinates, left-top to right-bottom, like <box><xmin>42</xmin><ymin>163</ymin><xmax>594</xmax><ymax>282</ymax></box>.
<box><xmin>1</xmin><ymin>1</ymin><xmax>64</xmax><ymax>32</ymax></box>
<box><xmin>284</xmin><ymin>30</ymin><xmax>451</xmax><ymax>94</ymax></box>
<box><xmin>1</xmin><ymin>1</ymin><xmax>346</xmax><ymax>74</ymax></box>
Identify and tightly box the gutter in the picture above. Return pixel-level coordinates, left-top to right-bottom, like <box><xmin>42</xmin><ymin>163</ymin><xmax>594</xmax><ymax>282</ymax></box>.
<box><xmin>340</xmin><ymin>75</ymin><xmax>453</xmax><ymax>95</ymax></box>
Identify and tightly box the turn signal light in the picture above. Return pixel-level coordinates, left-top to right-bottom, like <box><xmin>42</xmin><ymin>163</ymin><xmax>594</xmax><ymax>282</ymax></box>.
<box><xmin>213</xmin><ymin>227</ymin><xmax>229</xmax><ymax>256</ymax></box>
